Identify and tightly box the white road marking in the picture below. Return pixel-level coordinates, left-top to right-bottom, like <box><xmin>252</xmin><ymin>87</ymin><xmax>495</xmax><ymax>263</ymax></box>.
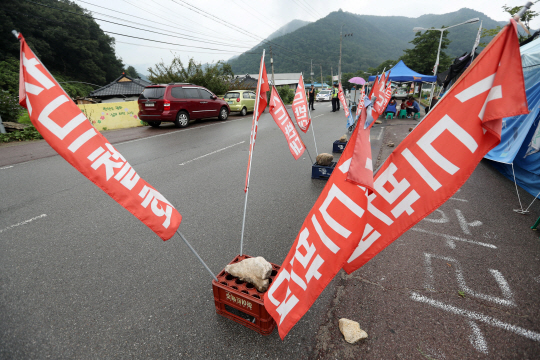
<box><xmin>0</xmin><ymin>165</ymin><xmax>14</xmax><ymax>170</ymax></box>
<box><xmin>411</xmin><ymin>228</ymin><xmax>497</xmax><ymax>249</ymax></box>
<box><xmin>468</xmin><ymin>320</ymin><xmax>489</xmax><ymax>354</ymax></box>
<box><xmin>179</xmin><ymin>141</ymin><xmax>245</xmax><ymax>166</ymax></box>
<box><xmin>0</xmin><ymin>214</ymin><xmax>47</xmax><ymax>234</ymax></box>
<box><xmin>312</xmin><ymin>114</ymin><xmax>325</xmax><ymax>119</ymax></box>
<box><xmin>450</xmin><ymin>197</ymin><xmax>468</xmax><ymax>202</ymax></box>
<box><xmin>455</xmin><ymin>209</ymin><xmax>483</xmax><ymax>235</ymax></box>
<box><xmin>116</xmin><ymin>118</ymin><xmax>246</xmax><ymax>146</ymax></box>
<box><xmin>410</xmin><ymin>292</ymin><xmax>540</xmax><ymax>342</ymax></box>
<box><xmin>423</xmin><ymin>253</ymin><xmax>515</xmax><ymax>306</ymax></box>
<box><xmin>423</xmin><ymin>209</ymin><xmax>450</xmax><ymax>223</ymax></box>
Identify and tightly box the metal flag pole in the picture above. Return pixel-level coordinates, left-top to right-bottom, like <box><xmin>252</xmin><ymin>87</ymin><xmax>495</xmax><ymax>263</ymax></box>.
<box><xmin>240</xmin><ymin>49</ymin><xmax>265</xmax><ymax>256</ymax></box>
<box><xmin>176</xmin><ymin>230</ymin><xmax>218</xmax><ymax>282</ymax></box>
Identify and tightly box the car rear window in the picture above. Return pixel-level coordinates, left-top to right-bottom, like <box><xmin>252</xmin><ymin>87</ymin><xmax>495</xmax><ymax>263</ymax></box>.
<box><xmin>224</xmin><ymin>92</ymin><xmax>240</xmax><ymax>99</ymax></box>
<box><xmin>140</xmin><ymin>87</ymin><xmax>165</xmax><ymax>100</ymax></box>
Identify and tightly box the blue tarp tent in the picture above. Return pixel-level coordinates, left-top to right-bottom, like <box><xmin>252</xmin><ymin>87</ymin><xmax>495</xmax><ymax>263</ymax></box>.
<box><xmin>485</xmin><ymin>37</ymin><xmax>540</xmax><ymax>199</ymax></box>
<box><xmin>368</xmin><ymin>60</ymin><xmax>437</xmax><ymax>83</ymax></box>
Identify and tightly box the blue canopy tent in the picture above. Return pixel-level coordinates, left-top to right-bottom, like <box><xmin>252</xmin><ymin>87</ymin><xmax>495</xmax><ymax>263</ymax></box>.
<box><xmin>485</xmin><ymin>37</ymin><xmax>540</xmax><ymax>212</ymax></box>
<box><xmin>368</xmin><ymin>60</ymin><xmax>437</xmax><ymax>83</ymax></box>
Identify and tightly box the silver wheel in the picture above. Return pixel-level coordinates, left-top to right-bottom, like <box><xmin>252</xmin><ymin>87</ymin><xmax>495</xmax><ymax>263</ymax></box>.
<box><xmin>174</xmin><ymin>111</ymin><xmax>189</xmax><ymax>128</ymax></box>
<box><xmin>219</xmin><ymin>107</ymin><xmax>229</xmax><ymax>121</ymax></box>
<box><xmin>240</xmin><ymin>107</ymin><xmax>247</xmax><ymax>116</ymax></box>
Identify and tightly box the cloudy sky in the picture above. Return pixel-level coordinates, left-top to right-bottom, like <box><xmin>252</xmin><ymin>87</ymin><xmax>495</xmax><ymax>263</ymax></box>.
<box><xmin>73</xmin><ymin>0</ymin><xmax>539</xmax><ymax>76</ymax></box>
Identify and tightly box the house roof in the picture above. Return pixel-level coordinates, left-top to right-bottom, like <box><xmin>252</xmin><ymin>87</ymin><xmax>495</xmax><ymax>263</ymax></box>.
<box><xmin>89</xmin><ymin>74</ymin><xmax>151</xmax><ymax>98</ymax></box>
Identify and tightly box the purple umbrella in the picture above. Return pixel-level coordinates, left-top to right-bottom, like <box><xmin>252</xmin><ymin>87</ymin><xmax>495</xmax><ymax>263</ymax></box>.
<box><xmin>348</xmin><ymin>77</ymin><xmax>366</xmax><ymax>85</ymax></box>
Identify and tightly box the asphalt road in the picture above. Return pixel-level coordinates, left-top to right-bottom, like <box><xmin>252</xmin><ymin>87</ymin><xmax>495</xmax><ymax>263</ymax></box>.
<box><xmin>1</xmin><ymin>103</ymin><xmax>539</xmax><ymax>359</ymax></box>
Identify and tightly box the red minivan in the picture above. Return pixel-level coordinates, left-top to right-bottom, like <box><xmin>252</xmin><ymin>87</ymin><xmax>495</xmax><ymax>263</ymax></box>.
<box><xmin>138</xmin><ymin>83</ymin><xmax>230</xmax><ymax>128</ymax></box>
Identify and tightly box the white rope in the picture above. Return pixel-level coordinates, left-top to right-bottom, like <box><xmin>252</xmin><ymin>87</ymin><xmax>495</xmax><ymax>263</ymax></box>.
<box><xmin>523</xmin><ymin>190</ymin><xmax>540</xmax><ymax>212</ymax></box>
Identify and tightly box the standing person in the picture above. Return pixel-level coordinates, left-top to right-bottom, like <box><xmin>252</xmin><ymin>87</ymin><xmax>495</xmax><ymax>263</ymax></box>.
<box><xmin>331</xmin><ymin>83</ymin><xmax>339</xmax><ymax>112</ymax></box>
<box><xmin>308</xmin><ymin>84</ymin><xmax>316</xmax><ymax>111</ymax></box>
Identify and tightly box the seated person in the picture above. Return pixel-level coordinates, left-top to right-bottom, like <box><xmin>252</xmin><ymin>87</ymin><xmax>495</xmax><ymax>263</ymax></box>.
<box><xmin>384</xmin><ymin>97</ymin><xmax>397</xmax><ymax>116</ymax></box>
<box><xmin>405</xmin><ymin>97</ymin><xmax>415</xmax><ymax>116</ymax></box>
<box><xmin>399</xmin><ymin>100</ymin><xmax>407</xmax><ymax>112</ymax></box>
<box><xmin>410</xmin><ymin>98</ymin><xmax>421</xmax><ymax>117</ymax></box>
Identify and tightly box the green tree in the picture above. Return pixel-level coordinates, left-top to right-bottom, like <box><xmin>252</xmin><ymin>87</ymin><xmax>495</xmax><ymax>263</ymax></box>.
<box><xmin>148</xmin><ymin>56</ymin><xmax>235</xmax><ymax>95</ymax></box>
<box><xmin>400</xmin><ymin>29</ymin><xmax>452</xmax><ymax>75</ymax></box>
<box><xmin>480</xmin><ymin>4</ymin><xmax>539</xmax><ymax>47</ymax></box>
<box><xmin>124</xmin><ymin>66</ymin><xmax>140</xmax><ymax>78</ymax></box>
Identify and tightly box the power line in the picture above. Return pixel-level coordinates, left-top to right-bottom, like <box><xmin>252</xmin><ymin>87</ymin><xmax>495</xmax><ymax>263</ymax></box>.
<box><xmin>116</xmin><ymin>40</ymin><xmax>255</xmax><ymax>55</ymax></box>
<box><xmin>24</xmin><ymin>0</ymin><xmax>250</xmax><ymax>49</ymax></box>
<box><xmin>75</xmin><ymin>0</ymin><xmax>257</xmax><ymax>44</ymax></box>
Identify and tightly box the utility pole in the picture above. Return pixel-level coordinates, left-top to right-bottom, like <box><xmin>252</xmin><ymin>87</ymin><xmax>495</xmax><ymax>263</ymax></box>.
<box><xmin>320</xmin><ymin>65</ymin><xmax>323</xmax><ymax>89</ymax></box>
<box><xmin>331</xmin><ymin>67</ymin><xmax>333</xmax><ymax>84</ymax></box>
<box><xmin>270</xmin><ymin>46</ymin><xmax>275</xmax><ymax>87</ymax></box>
<box><xmin>338</xmin><ymin>26</ymin><xmax>353</xmax><ymax>85</ymax></box>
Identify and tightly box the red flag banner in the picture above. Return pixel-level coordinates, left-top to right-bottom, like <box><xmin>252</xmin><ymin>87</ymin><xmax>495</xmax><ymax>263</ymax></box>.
<box><xmin>292</xmin><ymin>75</ymin><xmax>311</xmax><ymax>133</ymax></box>
<box><xmin>355</xmin><ymin>85</ymin><xmax>365</xmax><ymax>120</ymax></box>
<box><xmin>346</xmin><ymin>106</ymin><xmax>375</xmax><ymax>192</ymax></box>
<box><xmin>368</xmin><ymin>74</ymin><xmax>379</xmax><ymax>99</ymax></box>
<box><xmin>343</xmin><ymin>20</ymin><xmax>528</xmax><ymax>273</ymax></box>
<box><xmin>244</xmin><ymin>52</ymin><xmax>269</xmax><ymax>192</ymax></box>
<box><xmin>269</xmin><ymin>87</ymin><xmax>305</xmax><ymax>160</ymax></box>
<box><xmin>17</xmin><ymin>33</ymin><xmax>181</xmax><ymax>240</ymax></box>
<box><xmin>337</xmin><ymin>82</ymin><xmax>351</xmax><ymax>118</ymax></box>
<box><xmin>264</xmin><ymin>119</ymin><xmax>369</xmax><ymax>339</ymax></box>
<box><xmin>372</xmin><ymin>82</ymin><xmax>393</xmax><ymax>119</ymax></box>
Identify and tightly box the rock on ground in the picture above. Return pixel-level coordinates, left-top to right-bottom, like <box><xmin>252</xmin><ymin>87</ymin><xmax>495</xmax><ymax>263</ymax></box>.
<box><xmin>224</xmin><ymin>256</ymin><xmax>272</xmax><ymax>292</ymax></box>
<box><xmin>339</xmin><ymin>135</ymin><xmax>347</xmax><ymax>143</ymax></box>
<box><xmin>316</xmin><ymin>153</ymin><xmax>334</xmax><ymax>166</ymax></box>
<box><xmin>338</xmin><ymin>318</ymin><xmax>368</xmax><ymax>344</ymax></box>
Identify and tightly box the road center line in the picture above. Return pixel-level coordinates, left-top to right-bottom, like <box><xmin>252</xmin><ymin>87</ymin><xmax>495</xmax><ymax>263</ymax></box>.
<box><xmin>0</xmin><ymin>214</ymin><xmax>47</xmax><ymax>234</ymax></box>
<box><xmin>179</xmin><ymin>141</ymin><xmax>245</xmax><ymax>166</ymax></box>
<box><xmin>116</xmin><ymin>118</ymin><xmax>246</xmax><ymax>146</ymax></box>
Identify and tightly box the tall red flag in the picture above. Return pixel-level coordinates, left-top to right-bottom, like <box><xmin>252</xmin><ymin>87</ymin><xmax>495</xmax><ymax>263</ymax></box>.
<box><xmin>344</xmin><ymin>19</ymin><xmax>528</xmax><ymax>273</ymax></box>
<box><xmin>264</xmin><ymin>116</ymin><xmax>369</xmax><ymax>339</ymax></box>
<box><xmin>244</xmin><ymin>52</ymin><xmax>269</xmax><ymax>192</ymax></box>
<box><xmin>17</xmin><ymin>33</ymin><xmax>182</xmax><ymax>240</ymax></box>
<box><xmin>291</xmin><ymin>75</ymin><xmax>311</xmax><ymax>133</ymax></box>
<box><xmin>269</xmin><ymin>87</ymin><xmax>305</xmax><ymax>160</ymax></box>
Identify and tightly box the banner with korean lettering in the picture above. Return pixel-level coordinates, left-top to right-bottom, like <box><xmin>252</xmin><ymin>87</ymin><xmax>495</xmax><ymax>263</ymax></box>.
<box><xmin>264</xmin><ymin>114</ymin><xmax>369</xmax><ymax>339</ymax></box>
<box><xmin>17</xmin><ymin>33</ymin><xmax>181</xmax><ymax>241</ymax></box>
<box><xmin>344</xmin><ymin>20</ymin><xmax>528</xmax><ymax>273</ymax></box>
<box><xmin>269</xmin><ymin>87</ymin><xmax>305</xmax><ymax>160</ymax></box>
<box><xmin>338</xmin><ymin>83</ymin><xmax>354</xmax><ymax>129</ymax></box>
<box><xmin>355</xmin><ymin>85</ymin><xmax>365</xmax><ymax>121</ymax></box>
<box><xmin>292</xmin><ymin>75</ymin><xmax>311</xmax><ymax>133</ymax></box>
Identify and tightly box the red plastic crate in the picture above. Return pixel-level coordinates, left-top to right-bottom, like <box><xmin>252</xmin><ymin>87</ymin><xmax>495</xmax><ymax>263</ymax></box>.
<box><xmin>212</xmin><ymin>255</ymin><xmax>280</xmax><ymax>335</ymax></box>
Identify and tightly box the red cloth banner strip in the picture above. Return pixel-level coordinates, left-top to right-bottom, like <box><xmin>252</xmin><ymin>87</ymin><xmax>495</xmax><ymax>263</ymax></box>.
<box><xmin>17</xmin><ymin>33</ymin><xmax>181</xmax><ymax>240</ymax></box>
<box><xmin>244</xmin><ymin>53</ymin><xmax>269</xmax><ymax>192</ymax></box>
<box><xmin>269</xmin><ymin>87</ymin><xmax>305</xmax><ymax>160</ymax></box>
<box><xmin>346</xmin><ymin>106</ymin><xmax>375</xmax><ymax>193</ymax></box>
<box><xmin>338</xmin><ymin>82</ymin><xmax>351</xmax><ymax>118</ymax></box>
<box><xmin>292</xmin><ymin>75</ymin><xmax>311</xmax><ymax>133</ymax></box>
<box><xmin>264</xmin><ymin>118</ymin><xmax>369</xmax><ymax>339</ymax></box>
<box><xmin>343</xmin><ymin>20</ymin><xmax>528</xmax><ymax>273</ymax></box>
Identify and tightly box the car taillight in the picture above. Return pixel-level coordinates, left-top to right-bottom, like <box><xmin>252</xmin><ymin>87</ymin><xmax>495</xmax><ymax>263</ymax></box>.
<box><xmin>164</xmin><ymin>100</ymin><xmax>170</xmax><ymax>108</ymax></box>
<box><xmin>236</xmin><ymin>98</ymin><xmax>240</xmax><ymax>102</ymax></box>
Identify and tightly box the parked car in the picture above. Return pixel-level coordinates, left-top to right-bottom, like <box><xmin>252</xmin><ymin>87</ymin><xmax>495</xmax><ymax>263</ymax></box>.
<box><xmin>223</xmin><ymin>90</ymin><xmax>256</xmax><ymax>116</ymax></box>
<box><xmin>393</xmin><ymin>88</ymin><xmax>409</xmax><ymax>100</ymax></box>
<box><xmin>316</xmin><ymin>90</ymin><xmax>332</xmax><ymax>102</ymax></box>
<box><xmin>138</xmin><ymin>83</ymin><xmax>230</xmax><ymax>128</ymax></box>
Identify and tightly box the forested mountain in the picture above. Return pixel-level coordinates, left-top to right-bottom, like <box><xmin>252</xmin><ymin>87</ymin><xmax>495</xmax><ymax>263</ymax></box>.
<box><xmin>266</xmin><ymin>19</ymin><xmax>311</xmax><ymax>41</ymax></box>
<box><xmin>228</xmin><ymin>8</ymin><xmax>503</xmax><ymax>76</ymax></box>
<box><xmin>0</xmin><ymin>0</ymin><xmax>124</xmax><ymax>88</ymax></box>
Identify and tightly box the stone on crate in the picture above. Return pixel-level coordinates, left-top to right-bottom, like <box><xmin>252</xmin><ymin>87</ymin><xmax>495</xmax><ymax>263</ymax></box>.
<box><xmin>338</xmin><ymin>318</ymin><xmax>368</xmax><ymax>344</ymax></box>
<box><xmin>224</xmin><ymin>256</ymin><xmax>272</xmax><ymax>292</ymax></box>
<box><xmin>339</xmin><ymin>135</ymin><xmax>347</xmax><ymax>143</ymax></box>
<box><xmin>316</xmin><ymin>153</ymin><xmax>334</xmax><ymax>166</ymax></box>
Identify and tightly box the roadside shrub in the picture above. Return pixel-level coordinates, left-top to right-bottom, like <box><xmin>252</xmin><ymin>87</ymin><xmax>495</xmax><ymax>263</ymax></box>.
<box><xmin>0</xmin><ymin>126</ymin><xmax>43</xmax><ymax>143</ymax></box>
<box><xmin>0</xmin><ymin>90</ymin><xmax>24</xmax><ymax>122</ymax></box>
<box><xmin>277</xmin><ymin>87</ymin><xmax>295</xmax><ymax>104</ymax></box>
